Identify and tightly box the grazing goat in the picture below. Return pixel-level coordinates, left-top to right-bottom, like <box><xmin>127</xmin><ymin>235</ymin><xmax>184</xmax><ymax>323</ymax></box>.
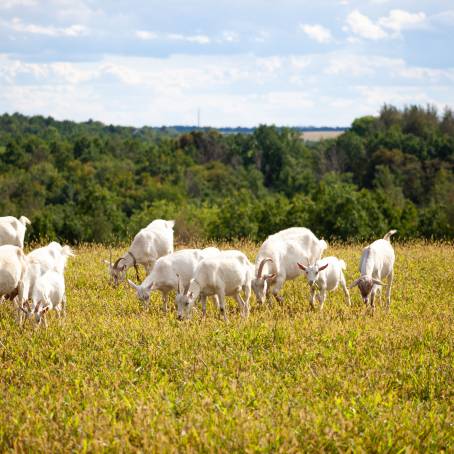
<box><xmin>0</xmin><ymin>216</ymin><xmax>31</xmax><ymax>248</ymax></box>
<box><xmin>350</xmin><ymin>230</ymin><xmax>397</xmax><ymax>311</ymax></box>
<box><xmin>128</xmin><ymin>247</ymin><xmax>220</xmax><ymax>312</ymax></box>
<box><xmin>30</xmin><ymin>270</ymin><xmax>66</xmax><ymax>326</ymax></box>
<box><xmin>297</xmin><ymin>256</ymin><xmax>351</xmax><ymax>310</ymax></box>
<box><xmin>106</xmin><ymin>219</ymin><xmax>174</xmax><ymax>286</ymax></box>
<box><xmin>176</xmin><ymin>250</ymin><xmax>254</xmax><ymax>321</ymax></box>
<box><xmin>0</xmin><ymin>245</ymin><xmax>27</xmax><ymax>305</ymax></box>
<box><xmin>20</xmin><ymin>242</ymin><xmax>74</xmax><ymax>306</ymax></box>
<box><xmin>252</xmin><ymin>227</ymin><xmax>328</xmax><ymax>304</ymax></box>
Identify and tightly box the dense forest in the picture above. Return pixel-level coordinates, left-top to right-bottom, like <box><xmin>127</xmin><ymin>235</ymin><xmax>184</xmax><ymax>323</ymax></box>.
<box><xmin>0</xmin><ymin>105</ymin><xmax>452</xmax><ymax>243</ymax></box>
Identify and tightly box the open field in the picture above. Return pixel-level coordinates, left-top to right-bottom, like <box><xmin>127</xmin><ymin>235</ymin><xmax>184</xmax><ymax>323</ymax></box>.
<box><xmin>0</xmin><ymin>242</ymin><xmax>453</xmax><ymax>452</ymax></box>
<box><xmin>300</xmin><ymin>130</ymin><xmax>345</xmax><ymax>141</ymax></box>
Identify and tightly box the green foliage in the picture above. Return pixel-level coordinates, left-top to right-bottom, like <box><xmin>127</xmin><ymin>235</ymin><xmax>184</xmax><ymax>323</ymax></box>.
<box><xmin>0</xmin><ymin>106</ymin><xmax>453</xmax><ymax>242</ymax></box>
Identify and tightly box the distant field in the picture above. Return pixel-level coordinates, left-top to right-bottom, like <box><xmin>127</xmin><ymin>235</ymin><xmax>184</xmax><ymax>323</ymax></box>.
<box><xmin>0</xmin><ymin>242</ymin><xmax>453</xmax><ymax>451</ymax></box>
<box><xmin>301</xmin><ymin>130</ymin><xmax>345</xmax><ymax>141</ymax></box>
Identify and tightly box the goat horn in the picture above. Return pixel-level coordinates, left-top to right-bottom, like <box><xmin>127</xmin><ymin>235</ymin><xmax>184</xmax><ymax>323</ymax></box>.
<box><xmin>349</xmin><ymin>278</ymin><xmax>361</xmax><ymax>289</ymax></box>
<box><xmin>257</xmin><ymin>258</ymin><xmax>273</xmax><ymax>278</ymax></box>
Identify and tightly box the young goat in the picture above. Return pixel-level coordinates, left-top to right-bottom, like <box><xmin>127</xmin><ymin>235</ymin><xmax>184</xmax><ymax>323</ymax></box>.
<box><xmin>350</xmin><ymin>230</ymin><xmax>397</xmax><ymax>311</ymax></box>
<box><xmin>128</xmin><ymin>247</ymin><xmax>220</xmax><ymax>312</ymax></box>
<box><xmin>30</xmin><ymin>270</ymin><xmax>66</xmax><ymax>326</ymax></box>
<box><xmin>20</xmin><ymin>242</ymin><xmax>74</xmax><ymax>306</ymax></box>
<box><xmin>252</xmin><ymin>227</ymin><xmax>328</xmax><ymax>304</ymax></box>
<box><xmin>0</xmin><ymin>216</ymin><xmax>31</xmax><ymax>248</ymax></box>
<box><xmin>177</xmin><ymin>250</ymin><xmax>254</xmax><ymax>321</ymax></box>
<box><xmin>106</xmin><ymin>219</ymin><xmax>174</xmax><ymax>286</ymax></box>
<box><xmin>297</xmin><ymin>256</ymin><xmax>351</xmax><ymax>310</ymax></box>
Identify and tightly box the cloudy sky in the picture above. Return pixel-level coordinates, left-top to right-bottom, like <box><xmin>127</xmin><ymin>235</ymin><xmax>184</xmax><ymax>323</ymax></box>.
<box><xmin>0</xmin><ymin>0</ymin><xmax>453</xmax><ymax>127</ymax></box>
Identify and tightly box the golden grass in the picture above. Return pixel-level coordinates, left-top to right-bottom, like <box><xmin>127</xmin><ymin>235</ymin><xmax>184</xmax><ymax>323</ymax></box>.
<box><xmin>0</xmin><ymin>242</ymin><xmax>453</xmax><ymax>452</ymax></box>
<box><xmin>301</xmin><ymin>131</ymin><xmax>345</xmax><ymax>141</ymax></box>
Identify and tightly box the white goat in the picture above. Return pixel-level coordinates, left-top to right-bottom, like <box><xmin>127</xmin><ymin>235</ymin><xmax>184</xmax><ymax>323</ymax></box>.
<box><xmin>252</xmin><ymin>227</ymin><xmax>328</xmax><ymax>304</ymax></box>
<box><xmin>106</xmin><ymin>219</ymin><xmax>174</xmax><ymax>286</ymax></box>
<box><xmin>0</xmin><ymin>245</ymin><xmax>27</xmax><ymax>305</ymax></box>
<box><xmin>0</xmin><ymin>216</ymin><xmax>31</xmax><ymax>248</ymax></box>
<box><xmin>350</xmin><ymin>230</ymin><xmax>397</xmax><ymax>311</ymax></box>
<box><xmin>177</xmin><ymin>250</ymin><xmax>254</xmax><ymax>321</ymax></box>
<box><xmin>127</xmin><ymin>247</ymin><xmax>220</xmax><ymax>312</ymax></box>
<box><xmin>20</xmin><ymin>242</ymin><xmax>74</xmax><ymax>306</ymax></box>
<box><xmin>30</xmin><ymin>270</ymin><xmax>66</xmax><ymax>326</ymax></box>
<box><xmin>297</xmin><ymin>256</ymin><xmax>351</xmax><ymax>310</ymax></box>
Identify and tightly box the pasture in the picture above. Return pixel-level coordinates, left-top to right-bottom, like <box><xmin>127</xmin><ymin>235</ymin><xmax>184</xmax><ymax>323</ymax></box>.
<box><xmin>0</xmin><ymin>241</ymin><xmax>453</xmax><ymax>452</ymax></box>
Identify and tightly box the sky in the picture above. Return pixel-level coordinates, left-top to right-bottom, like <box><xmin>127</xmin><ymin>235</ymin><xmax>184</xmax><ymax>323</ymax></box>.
<box><xmin>0</xmin><ymin>0</ymin><xmax>453</xmax><ymax>127</ymax></box>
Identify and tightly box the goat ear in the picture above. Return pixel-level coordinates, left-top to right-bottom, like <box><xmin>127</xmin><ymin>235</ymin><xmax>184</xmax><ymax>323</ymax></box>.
<box><xmin>127</xmin><ymin>279</ymin><xmax>138</xmax><ymax>290</ymax></box>
<box><xmin>319</xmin><ymin>263</ymin><xmax>329</xmax><ymax>271</ymax></box>
<box><xmin>297</xmin><ymin>262</ymin><xmax>306</xmax><ymax>271</ymax></box>
<box><xmin>373</xmin><ymin>279</ymin><xmax>385</xmax><ymax>286</ymax></box>
<box><xmin>349</xmin><ymin>278</ymin><xmax>360</xmax><ymax>289</ymax></box>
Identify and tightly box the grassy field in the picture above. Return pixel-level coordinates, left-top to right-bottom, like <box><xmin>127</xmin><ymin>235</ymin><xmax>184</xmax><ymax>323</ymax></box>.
<box><xmin>300</xmin><ymin>131</ymin><xmax>345</xmax><ymax>141</ymax></box>
<box><xmin>0</xmin><ymin>241</ymin><xmax>453</xmax><ymax>452</ymax></box>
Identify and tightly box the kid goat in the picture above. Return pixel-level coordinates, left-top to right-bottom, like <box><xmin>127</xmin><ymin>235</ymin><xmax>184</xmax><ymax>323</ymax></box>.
<box><xmin>350</xmin><ymin>230</ymin><xmax>397</xmax><ymax>311</ymax></box>
<box><xmin>297</xmin><ymin>256</ymin><xmax>351</xmax><ymax>310</ymax></box>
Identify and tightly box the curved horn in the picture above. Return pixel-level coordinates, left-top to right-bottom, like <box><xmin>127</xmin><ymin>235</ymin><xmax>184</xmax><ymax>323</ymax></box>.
<box><xmin>257</xmin><ymin>258</ymin><xmax>273</xmax><ymax>278</ymax></box>
<box><xmin>349</xmin><ymin>278</ymin><xmax>362</xmax><ymax>289</ymax></box>
<box><xmin>127</xmin><ymin>279</ymin><xmax>139</xmax><ymax>290</ymax></box>
<box><xmin>113</xmin><ymin>257</ymin><xmax>123</xmax><ymax>270</ymax></box>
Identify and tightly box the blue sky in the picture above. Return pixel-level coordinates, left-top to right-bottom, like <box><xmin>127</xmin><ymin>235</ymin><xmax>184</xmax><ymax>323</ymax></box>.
<box><xmin>0</xmin><ymin>0</ymin><xmax>453</xmax><ymax>127</ymax></box>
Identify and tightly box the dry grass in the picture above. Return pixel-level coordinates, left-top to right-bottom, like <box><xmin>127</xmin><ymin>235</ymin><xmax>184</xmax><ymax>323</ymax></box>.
<box><xmin>301</xmin><ymin>131</ymin><xmax>345</xmax><ymax>141</ymax></box>
<box><xmin>0</xmin><ymin>242</ymin><xmax>453</xmax><ymax>452</ymax></box>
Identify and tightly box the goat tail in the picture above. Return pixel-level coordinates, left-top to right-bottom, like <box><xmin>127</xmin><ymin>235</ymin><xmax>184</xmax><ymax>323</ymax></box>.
<box><xmin>383</xmin><ymin>229</ymin><xmax>397</xmax><ymax>241</ymax></box>
<box><xmin>339</xmin><ymin>259</ymin><xmax>346</xmax><ymax>270</ymax></box>
<box><xmin>19</xmin><ymin>216</ymin><xmax>31</xmax><ymax>226</ymax></box>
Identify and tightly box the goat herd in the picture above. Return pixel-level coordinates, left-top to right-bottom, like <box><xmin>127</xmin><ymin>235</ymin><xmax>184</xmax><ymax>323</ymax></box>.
<box><xmin>0</xmin><ymin>216</ymin><xmax>397</xmax><ymax>326</ymax></box>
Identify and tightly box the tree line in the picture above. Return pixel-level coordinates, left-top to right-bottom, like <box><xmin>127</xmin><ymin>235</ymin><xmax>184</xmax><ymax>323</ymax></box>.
<box><xmin>0</xmin><ymin>104</ymin><xmax>452</xmax><ymax>243</ymax></box>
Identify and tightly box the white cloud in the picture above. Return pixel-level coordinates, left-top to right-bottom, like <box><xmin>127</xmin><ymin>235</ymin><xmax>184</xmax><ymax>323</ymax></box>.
<box><xmin>0</xmin><ymin>0</ymin><xmax>36</xmax><ymax>9</ymax></box>
<box><xmin>378</xmin><ymin>9</ymin><xmax>426</xmax><ymax>33</ymax></box>
<box><xmin>134</xmin><ymin>31</ymin><xmax>212</xmax><ymax>44</ymax></box>
<box><xmin>301</xmin><ymin>24</ymin><xmax>332</xmax><ymax>43</ymax></box>
<box><xmin>1</xmin><ymin>52</ymin><xmax>452</xmax><ymax>127</ymax></box>
<box><xmin>344</xmin><ymin>9</ymin><xmax>426</xmax><ymax>40</ymax></box>
<box><xmin>220</xmin><ymin>30</ymin><xmax>239</xmax><ymax>43</ymax></box>
<box><xmin>135</xmin><ymin>30</ymin><xmax>158</xmax><ymax>40</ymax></box>
<box><xmin>344</xmin><ymin>10</ymin><xmax>387</xmax><ymax>40</ymax></box>
<box><xmin>7</xmin><ymin>17</ymin><xmax>88</xmax><ymax>37</ymax></box>
<box><xmin>167</xmin><ymin>33</ymin><xmax>211</xmax><ymax>44</ymax></box>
